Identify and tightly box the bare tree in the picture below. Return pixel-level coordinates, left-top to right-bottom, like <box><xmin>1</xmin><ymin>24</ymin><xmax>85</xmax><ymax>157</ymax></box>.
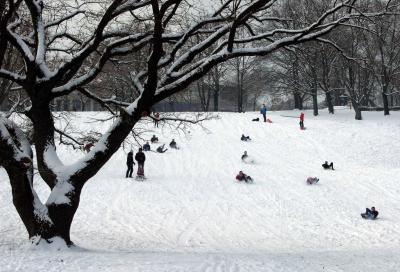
<box><xmin>362</xmin><ymin>1</ymin><xmax>400</xmax><ymax>115</ymax></box>
<box><xmin>0</xmin><ymin>0</ymin><xmax>388</xmax><ymax>245</ymax></box>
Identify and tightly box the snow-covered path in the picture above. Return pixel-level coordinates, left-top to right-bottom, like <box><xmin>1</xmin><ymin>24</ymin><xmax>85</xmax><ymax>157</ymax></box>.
<box><xmin>1</xmin><ymin>109</ymin><xmax>400</xmax><ymax>271</ymax></box>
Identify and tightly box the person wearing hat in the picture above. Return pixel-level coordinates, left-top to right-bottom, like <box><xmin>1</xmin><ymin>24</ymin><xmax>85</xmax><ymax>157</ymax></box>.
<box><xmin>126</xmin><ymin>150</ymin><xmax>135</xmax><ymax>178</ymax></box>
<box><xmin>135</xmin><ymin>148</ymin><xmax>146</xmax><ymax>177</ymax></box>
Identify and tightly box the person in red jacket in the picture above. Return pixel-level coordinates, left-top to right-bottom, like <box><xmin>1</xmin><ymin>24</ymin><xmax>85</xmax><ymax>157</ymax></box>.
<box><xmin>299</xmin><ymin>112</ymin><xmax>305</xmax><ymax>130</ymax></box>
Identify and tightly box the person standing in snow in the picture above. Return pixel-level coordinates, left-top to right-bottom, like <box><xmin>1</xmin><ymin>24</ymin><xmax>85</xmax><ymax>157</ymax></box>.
<box><xmin>126</xmin><ymin>150</ymin><xmax>135</xmax><ymax>178</ymax></box>
<box><xmin>299</xmin><ymin>112</ymin><xmax>305</xmax><ymax>130</ymax></box>
<box><xmin>135</xmin><ymin>148</ymin><xmax>146</xmax><ymax>177</ymax></box>
<box><xmin>260</xmin><ymin>104</ymin><xmax>267</xmax><ymax>122</ymax></box>
<box><xmin>153</xmin><ymin>112</ymin><xmax>160</xmax><ymax>128</ymax></box>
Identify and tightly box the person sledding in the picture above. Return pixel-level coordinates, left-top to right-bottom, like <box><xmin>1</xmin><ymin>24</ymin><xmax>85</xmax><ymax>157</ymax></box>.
<box><xmin>241</xmin><ymin>151</ymin><xmax>248</xmax><ymax>161</ymax></box>
<box><xmin>241</xmin><ymin>134</ymin><xmax>251</xmax><ymax>141</ymax></box>
<box><xmin>169</xmin><ymin>139</ymin><xmax>178</xmax><ymax>149</ymax></box>
<box><xmin>135</xmin><ymin>148</ymin><xmax>146</xmax><ymax>180</ymax></box>
<box><xmin>156</xmin><ymin>144</ymin><xmax>168</xmax><ymax>153</ymax></box>
<box><xmin>306</xmin><ymin>176</ymin><xmax>319</xmax><ymax>185</ymax></box>
<box><xmin>236</xmin><ymin>171</ymin><xmax>253</xmax><ymax>183</ymax></box>
<box><xmin>143</xmin><ymin>141</ymin><xmax>151</xmax><ymax>151</ymax></box>
<box><xmin>299</xmin><ymin>112</ymin><xmax>305</xmax><ymax>130</ymax></box>
<box><xmin>151</xmin><ymin>135</ymin><xmax>159</xmax><ymax>143</ymax></box>
<box><xmin>126</xmin><ymin>150</ymin><xmax>135</xmax><ymax>178</ymax></box>
<box><xmin>361</xmin><ymin>207</ymin><xmax>379</xmax><ymax>220</ymax></box>
<box><xmin>322</xmin><ymin>161</ymin><xmax>334</xmax><ymax>170</ymax></box>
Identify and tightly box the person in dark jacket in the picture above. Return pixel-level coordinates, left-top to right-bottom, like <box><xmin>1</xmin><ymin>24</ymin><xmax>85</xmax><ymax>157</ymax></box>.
<box><xmin>241</xmin><ymin>151</ymin><xmax>248</xmax><ymax>161</ymax></box>
<box><xmin>151</xmin><ymin>135</ymin><xmax>159</xmax><ymax>143</ymax></box>
<box><xmin>236</xmin><ymin>171</ymin><xmax>253</xmax><ymax>183</ymax></box>
<box><xmin>156</xmin><ymin>144</ymin><xmax>168</xmax><ymax>153</ymax></box>
<box><xmin>361</xmin><ymin>207</ymin><xmax>379</xmax><ymax>219</ymax></box>
<box><xmin>306</xmin><ymin>177</ymin><xmax>319</xmax><ymax>185</ymax></box>
<box><xmin>322</xmin><ymin>161</ymin><xmax>334</xmax><ymax>170</ymax></box>
<box><xmin>126</xmin><ymin>150</ymin><xmax>135</xmax><ymax>178</ymax></box>
<box><xmin>143</xmin><ymin>141</ymin><xmax>151</xmax><ymax>151</ymax></box>
<box><xmin>260</xmin><ymin>104</ymin><xmax>267</xmax><ymax>122</ymax></box>
<box><xmin>135</xmin><ymin>148</ymin><xmax>146</xmax><ymax>177</ymax></box>
<box><xmin>153</xmin><ymin>112</ymin><xmax>160</xmax><ymax>128</ymax></box>
<box><xmin>241</xmin><ymin>134</ymin><xmax>251</xmax><ymax>141</ymax></box>
<box><xmin>169</xmin><ymin>139</ymin><xmax>178</xmax><ymax>149</ymax></box>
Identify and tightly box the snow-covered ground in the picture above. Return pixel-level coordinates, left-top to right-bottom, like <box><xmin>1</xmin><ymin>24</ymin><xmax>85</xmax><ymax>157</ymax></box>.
<box><xmin>1</xmin><ymin>108</ymin><xmax>400</xmax><ymax>272</ymax></box>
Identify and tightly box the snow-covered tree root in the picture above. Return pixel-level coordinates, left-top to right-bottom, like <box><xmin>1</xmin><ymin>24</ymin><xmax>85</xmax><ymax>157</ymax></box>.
<box><xmin>0</xmin><ymin>108</ymin><xmax>140</xmax><ymax>245</ymax></box>
<box><xmin>0</xmin><ymin>116</ymin><xmax>55</xmax><ymax>243</ymax></box>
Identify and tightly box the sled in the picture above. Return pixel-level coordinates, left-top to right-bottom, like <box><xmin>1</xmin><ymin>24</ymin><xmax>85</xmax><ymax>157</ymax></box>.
<box><xmin>361</xmin><ymin>213</ymin><xmax>378</xmax><ymax>220</ymax></box>
<box><xmin>242</xmin><ymin>158</ymin><xmax>255</xmax><ymax>164</ymax></box>
<box><xmin>135</xmin><ymin>175</ymin><xmax>146</xmax><ymax>181</ymax></box>
<box><xmin>266</xmin><ymin>118</ymin><xmax>273</xmax><ymax>123</ymax></box>
<box><xmin>300</xmin><ymin>127</ymin><xmax>307</xmax><ymax>130</ymax></box>
<box><xmin>236</xmin><ymin>178</ymin><xmax>254</xmax><ymax>183</ymax></box>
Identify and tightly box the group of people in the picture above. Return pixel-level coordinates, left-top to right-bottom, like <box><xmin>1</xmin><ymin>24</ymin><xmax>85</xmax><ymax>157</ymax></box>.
<box><xmin>126</xmin><ymin>148</ymin><xmax>146</xmax><ymax>179</ymax></box>
<box><xmin>308</xmin><ymin>161</ymin><xmax>379</xmax><ymax>219</ymax></box>
<box><xmin>126</xmin><ymin>135</ymin><xmax>180</xmax><ymax>179</ymax></box>
<box><xmin>142</xmin><ymin>136</ymin><xmax>179</xmax><ymax>153</ymax></box>
<box><xmin>235</xmin><ymin>151</ymin><xmax>253</xmax><ymax>183</ymax></box>
<box><xmin>259</xmin><ymin>104</ymin><xmax>305</xmax><ymax>130</ymax></box>
<box><xmin>129</xmin><ymin>106</ymin><xmax>379</xmax><ymax>219</ymax></box>
<box><xmin>237</xmin><ymin>133</ymin><xmax>253</xmax><ymax>182</ymax></box>
<box><xmin>306</xmin><ymin>161</ymin><xmax>335</xmax><ymax>184</ymax></box>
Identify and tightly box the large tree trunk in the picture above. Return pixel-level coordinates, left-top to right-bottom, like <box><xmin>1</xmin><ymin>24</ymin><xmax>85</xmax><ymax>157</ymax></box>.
<box><xmin>352</xmin><ymin>102</ymin><xmax>362</xmax><ymax>120</ymax></box>
<box><xmin>325</xmin><ymin>91</ymin><xmax>334</xmax><ymax>114</ymax></box>
<box><xmin>5</xmin><ymin>162</ymin><xmax>53</xmax><ymax>236</ymax></box>
<box><xmin>312</xmin><ymin>93</ymin><xmax>318</xmax><ymax>116</ymax></box>
<box><xmin>213</xmin><ymin>85</ymin><xmax>219</xmax><ymax>112</ymax></box>
<box><xmin>7</xmin><ymin>163</ymin><xmax>79</xmax><ymax>245</ymax></box>
<box><xmin>382</xmin><ymin>90</ymin><xmax>390</xmax><ymax>116</ymax></box>
<box><xmin>293</xmin><ymin>91</ymin><xmax>303</xmax><ymax>110</ymax></box>
<box><xmin>0</xmin><ymin>117</ymin><xmax>58</xmax><ymax>243</ymax></box>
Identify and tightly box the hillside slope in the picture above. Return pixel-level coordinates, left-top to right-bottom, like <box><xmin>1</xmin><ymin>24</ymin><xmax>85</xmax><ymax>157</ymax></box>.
<box><xmin>1</xmin><ymin>109</ymin><xmax>400</xmax><ymax>271</ymax></box>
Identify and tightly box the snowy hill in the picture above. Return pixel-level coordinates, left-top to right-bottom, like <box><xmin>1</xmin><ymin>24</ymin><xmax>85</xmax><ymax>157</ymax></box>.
<box><xmin>1</xmin><ymin>109</ymin><xmax>400</xmax><ymax>271</ymax></box>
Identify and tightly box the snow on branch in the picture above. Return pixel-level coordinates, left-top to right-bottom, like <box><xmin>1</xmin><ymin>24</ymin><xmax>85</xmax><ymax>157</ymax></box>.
<box><xmin>0</xmin><ymin>69</ymin><xmax>26</xmax><ymax>84</ymax></box>
<box><xmin>44</xmin><ymin>10</ymin><xmax>85</xmax><ymax>29</ymax></box>
<box><xmin>52</xmin><ymin>35</ymin><xmax>153</xmax><ymax>95</ymax></box>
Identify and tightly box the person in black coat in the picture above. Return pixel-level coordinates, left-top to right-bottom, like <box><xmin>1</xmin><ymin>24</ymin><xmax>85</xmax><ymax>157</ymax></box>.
<box><xmin>151</xmin><ymin>135</ymin><xmax>159</xmax><ymax>143</ymax></box>
<box><xmin>156</xmin><ymin>144</ymin><xmax>168</xmax><ymax>153</ymax></box>
<box><xmin>322</xmin><ymin>161</ymin><xmax>334</xmax><ymax>170</ymax></box>
<box><xmin>361</xmin><ymin>207</ymin><xmax>379</xmax><ymax>219</ymax></box>
<box><xmin>135</xmin><ymin>148</ymin><xmax>146</xmax><ymax>177</ymax></box>
<box><xmin>241</xmin><ymin>134</ymin><xmax>251</xmax><ymax>141</ymax></box>
<box><xmin>169</xmin><ymin>139</ymin><xmax>178</xmax><ymax>149</ymax></box>
<box><xmin>126</xmin><ymin>150</ymin><xmax>135</xmax><ymax>178</ymax></box>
